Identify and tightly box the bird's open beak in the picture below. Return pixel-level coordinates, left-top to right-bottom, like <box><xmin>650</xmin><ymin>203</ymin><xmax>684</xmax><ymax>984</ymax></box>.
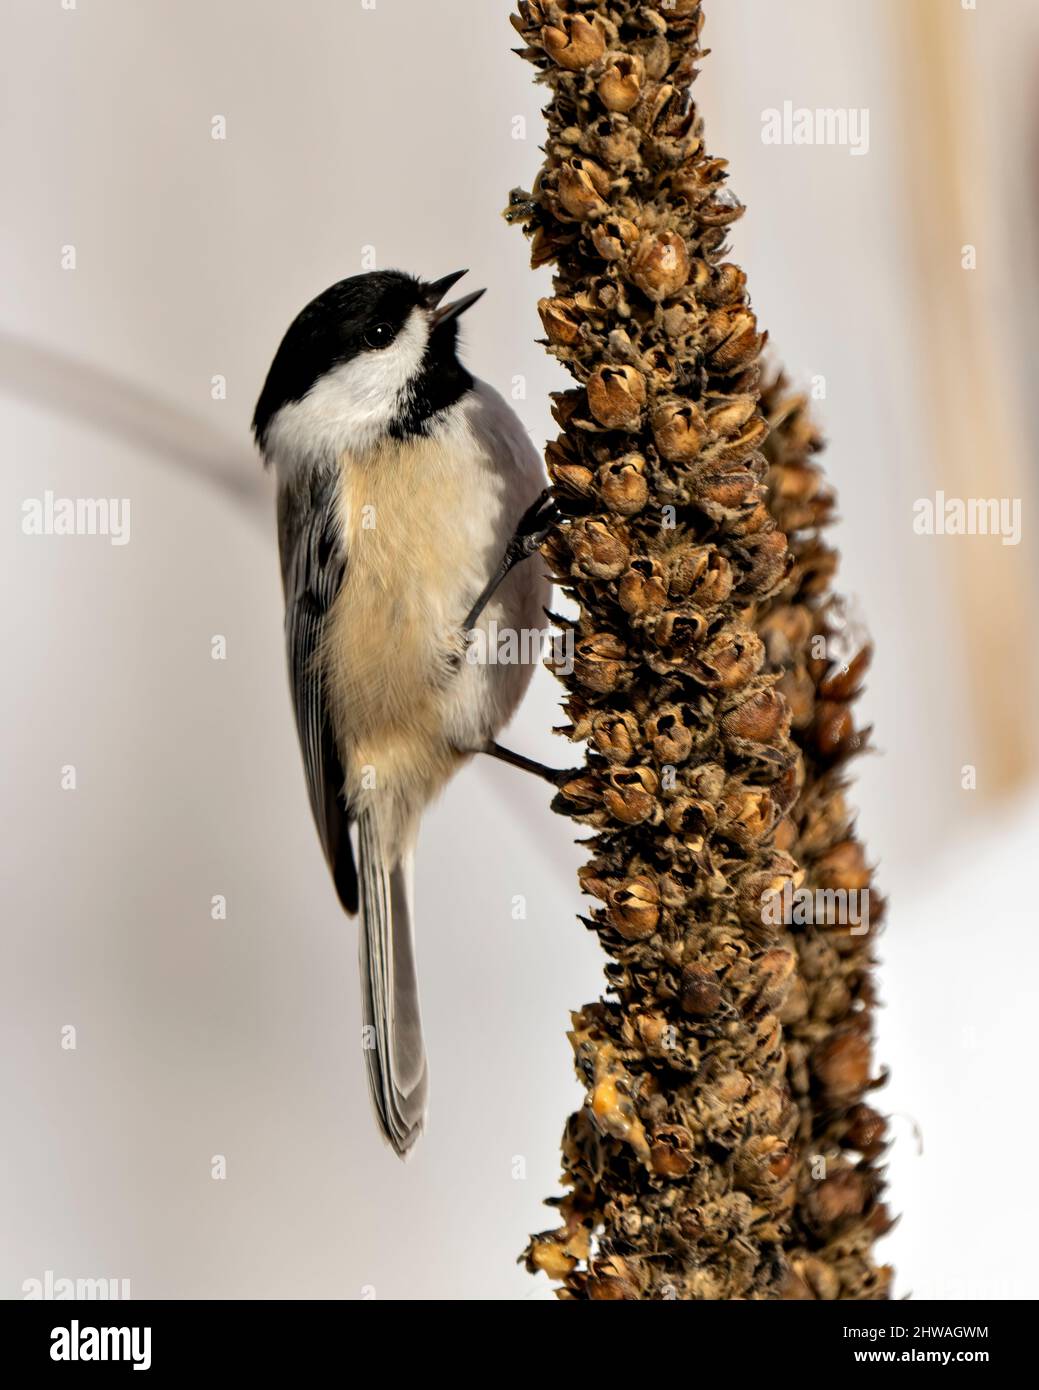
<box><xmin>424</xmin><ymin>270</ymin><xmax>486</xmax><ymax>328</ymax></box>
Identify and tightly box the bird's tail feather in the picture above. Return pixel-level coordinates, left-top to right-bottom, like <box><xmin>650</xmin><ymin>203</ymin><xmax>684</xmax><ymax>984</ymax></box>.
<box><xmin>357</xmin><ymin>807</ymin><xmax>428</xmax><ymax>1157</ymax></box>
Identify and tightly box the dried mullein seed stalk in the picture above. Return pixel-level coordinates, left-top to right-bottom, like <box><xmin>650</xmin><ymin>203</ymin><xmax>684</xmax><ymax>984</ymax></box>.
<box><xmin>509</xmin><ymin>0</ymin><xmax>890</xmax><ymax>1300</ymax></box>
<box><xmin>758</xmin><ymin>378</ymin><xmax>893</xmax><ymax>1300</ymax></box>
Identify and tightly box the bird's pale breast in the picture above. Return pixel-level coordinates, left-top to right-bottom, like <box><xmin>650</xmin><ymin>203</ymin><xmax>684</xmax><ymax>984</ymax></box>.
<box><xmin>320</xmin><ymin>412</ymin><xmax>542</xmax><ymax>839</ymax></box>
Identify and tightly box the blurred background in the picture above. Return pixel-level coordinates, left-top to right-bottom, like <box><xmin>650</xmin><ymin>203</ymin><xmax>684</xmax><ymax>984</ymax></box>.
<box><xmin>2</xmin><ymin>0</ymin><xmax>1037</xmax><ymax>1299</ymax></box>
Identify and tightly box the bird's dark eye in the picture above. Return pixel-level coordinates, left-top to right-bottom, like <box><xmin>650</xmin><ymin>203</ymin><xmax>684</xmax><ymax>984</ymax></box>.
<box><xmin>363</xmin><ymin>322</ymin><xmax>395</xmax><ymax>350</ymax></box>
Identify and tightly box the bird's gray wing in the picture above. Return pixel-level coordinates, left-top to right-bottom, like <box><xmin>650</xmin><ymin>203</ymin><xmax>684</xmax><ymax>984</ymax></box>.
<box><xmin>277</xmin><ymin>469</ymin><xmax>357</xmax><ymax>914</ymax></box>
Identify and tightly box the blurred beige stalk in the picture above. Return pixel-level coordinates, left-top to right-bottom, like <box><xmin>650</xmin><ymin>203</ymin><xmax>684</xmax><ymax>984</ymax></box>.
<box><xmin>895</xmin><ymin>0</ymin><xmax>1038</xmax><ymax>798</ymax></box>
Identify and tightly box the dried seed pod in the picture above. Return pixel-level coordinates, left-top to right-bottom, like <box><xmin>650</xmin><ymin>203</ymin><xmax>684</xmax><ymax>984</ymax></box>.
<box><xmin>734</xmin><ymin>1135</ymin><xmax>792</xmax><ymax>1193</ymax></box>
<box><xmin>681</xmin><ymin>965</ymin><xmax>722</xmax><ymax>1017</ymax></box>
<box><xmin>678</xmin><ymin>548</ymin><xmax>734</xmax><ymax>609</ymax></box>
<box><xmin>598</xmin><ymin>454</ymin><xmax>648</xmax><ymax>515</ymax></box>
<box><xmin>704</xmin><ymin>306</ymin><xmax>763</xmax><ymax>372</ymax></box>
<box><xmin>585</xmin><ymin>1254</ymin><xmax>642</xmax><ymax>1300</ymax></box>
<box><xmin>722</xmin><ymin>685</ymin><xmax>789</xmax><ymax>747</ymax></box>
<box><xmin>568</xmin><ymin>519</ymin><xmax>629</xmax><ymax>579</ymax></box>
<box><xmin>555</xmin><ymin>159</ymin><xmax>610</xmax><ymax>221</ymax></box>
<box><xmin>670</xmin><ymin>157</ymin><xmax>730</xmax><ymax>209</ymax></box>
<box><xmin>548</xmin><ymin>459</ymin><xmax>595</xmax><ymax>501</ymax></box>
<box><xmin>651</xmin><ymin>398</ymin><xmax>706</xmax><ymax>461</ymax></box>
<box><xmin>812</xmin><ymin>700</ymin><xmax>859</xmax><ymax>759</ymax></box>
<box><xmin>650</xmin><ymin>1125</ymin><xmax>695</xmax><ymax>1178</ymax></box>
<box><xmin>812</xmin><ymin>1032</ymin><xmax>871</xmax><ymax>1101</ymax></box>
<box><xmin>603</xmin><ymin>767</ymin><xmax>659</xmax><ymax>825</ymax></box>
<box><xmin>607</xmin><ymin>876</ymin><xmax>661</xmax><ymax>939</ymax></box>
<box><xmin>737</xmin><ymin>528</ymin><xmax>791</xmax><ymax>597</ymax></box>
<box><xmin>618</xmin><ymin>557</ymin><xmax>668</xmax><ymax>617</ymax></box>
<box><xmin>586</xmin><ymin>365</ymin><xmax>647</xmax><ymax>429</ymax></box>
<box><xmin>710</xmin><ymin>415</ymin><xmax>770</xmax><ymax>465</ymax></box>
<box><xmin>635</xmin><ymin>1010</ymin><xmax>671</xmax><ymax>1053</ymax></box>
<box><xmin>584</xmin><ymin>120</ymin><xmax>643</xmax><ymax>172</ymax></box>
<box><xmin>754</xmin><ymin>948</ymin><xmax>797</xmax><ymax>1010</ymax></box>
<box><xmin>571</xmin><ymin>632</ymin><xmax>629</xmax><ymax>694</ymax></box>
<box><xmin>589</xmin><ymin>709</ymin><xmax>640</xmax><ymax>764</ymax></box>
<box><xmin>630</xmin><ymin>231</ymin><xmax>691</xmax><ymax>300</ymax></box>
<box><xmin>844</xmin><ymin>1104</ymin><xmax>887</xmax><ymax>1158</ymax></box>
<box><xmin>645</xmin><ymin>704</ymin><xmax>694</xmax><ymax>763</ymax></box>
<box><xmin>805</xmin><ymin>1170</ymin><xmax>870</xmax><ymax>1229</ymax></box>
<box><xmin>528</xmin><ymin>1235</ymin><xmax>578</xmax><ymax>1279</ymax></box>
<box><xmin>591</xmin><ymin>214</ymin><xmax>639</xmax><ymax>262</ymax></box>
<box><xmin>663</xmin><ymin>793</ymin><xmax>714</xmax><ymax>841</ymax></box>
<box><xmin>722</xmin><ymin>786</ymin><xmax>777</xmax><ymax>847</ymax></box>
<box><xmin>815</xmin><ymin>839</ymin><xmax>870</xmax><ymax>893</ymax></box>
<box><xmin>779</xmin><ymin>972</ymin><xmax>809</xmax><ymax>1025</ymax></box>
<box><xmin>646</xmin><ymin>607</ymin><xmax>709</xmax><ymax>671</ymax></box>
<box><xmin>642</xmin><ymin>344</ymin><xmax>677</xmax><ymax>387</ymax></box>
<box><xmin>707</xmin><ymin>395</ymin><xmax>757</xmax><ymax>437</ymax></box>
<box><xmin>800</xmin><ymin>1256</ymin><xmax>841</xmax><ymax>1301</ymax></box>
<box><xmin>696</xmin><ymin>629</ymin><xmax>765</xmax><ymax>691</ymax></box>
<box><xmin>661</xmin><ymin>290</ymin><xmax>705</xmax><ymax>340</ymax></box>
<box><xmin>542</xmin><ymin>16</ymin><xmax>606</xmax><ymax>71</ymax></box>
<box><xmin>704</xmin><ymin>262</ymin><xmax>748</xmax><ymax>306</ymax></box>
<box><xmin>819</xmin><ymin>645</ymin><xmax>872</xmax><ymax>700</ymax></box>
<box><xmin>597</xmin><ymin>53</ymin><xmax>643</xmax><ymax>111</ymax></box>
<box><xmin>538</xmin><ymin>296</ymin><xmax>582</xmax><ymax>345</ymax></box>
<box><xmin>739</xmin><ymin>853</ymin><xmax>801</xmax><ymax>919</ymax></box>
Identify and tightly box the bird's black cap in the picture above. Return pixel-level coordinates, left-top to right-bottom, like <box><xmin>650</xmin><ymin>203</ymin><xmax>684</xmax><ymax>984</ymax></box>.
<box><xmin>252</xmin><ymin>269</ymin><xmax>483</xmax><ymax>452</ymax></box>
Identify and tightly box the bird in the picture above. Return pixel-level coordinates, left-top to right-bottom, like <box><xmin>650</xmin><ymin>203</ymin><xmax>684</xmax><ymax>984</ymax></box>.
<box><xmin>252</xmin><ymin>269</ymin><xmax>555</xmax><ymax>1156</ymax></box>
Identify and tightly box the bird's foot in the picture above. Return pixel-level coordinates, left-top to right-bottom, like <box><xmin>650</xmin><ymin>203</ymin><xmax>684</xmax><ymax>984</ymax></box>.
<box><xmin>508</xmin><ymin>488</ymin><xmax>562</xmax><ymax>563</ymax></box>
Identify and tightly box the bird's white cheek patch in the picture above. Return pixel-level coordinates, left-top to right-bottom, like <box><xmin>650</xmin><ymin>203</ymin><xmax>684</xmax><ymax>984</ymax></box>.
<box><xmin>265</xmin><ymin>309</ymin><xmax>429</xmax><ymax>472</ymax></box>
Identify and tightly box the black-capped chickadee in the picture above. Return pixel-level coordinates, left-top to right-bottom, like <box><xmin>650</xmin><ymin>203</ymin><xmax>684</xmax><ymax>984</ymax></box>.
<box><xmin>252</xmin><ymin>270</ymin><xmax>554</xmax><ymax>1156</ymax></box>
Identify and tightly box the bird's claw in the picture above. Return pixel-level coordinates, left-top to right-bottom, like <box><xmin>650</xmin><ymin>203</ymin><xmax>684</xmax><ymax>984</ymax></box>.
<box><xmin>511</xmin><ymin>488</ymin><xmax>562</xmax><ymax>561</ymax></box>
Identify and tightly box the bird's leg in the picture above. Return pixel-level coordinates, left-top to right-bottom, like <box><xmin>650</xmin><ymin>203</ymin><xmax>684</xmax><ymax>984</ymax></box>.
<box><xmin>462</xmin><ymin>489</ymin><xmax>561</xmax><ymax>632</ymax></box>
<box><xmin>481</xmin><ymin>741</ymin><xmax>564</xmax><ymax>785</ymax></box>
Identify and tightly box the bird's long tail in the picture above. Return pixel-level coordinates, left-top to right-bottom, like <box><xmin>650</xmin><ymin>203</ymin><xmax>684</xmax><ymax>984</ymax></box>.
<box><xmin>357</xmin><ymin>806</ymin><xmax>428</xmax><ymax>1156</ymax></box>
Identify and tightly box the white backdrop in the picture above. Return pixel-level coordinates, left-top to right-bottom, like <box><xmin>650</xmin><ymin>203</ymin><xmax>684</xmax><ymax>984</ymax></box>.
<box><xmin>2</xmin><ymin>0</ymin><xmax>1037</xmax><ymax>1299</ymax></box>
